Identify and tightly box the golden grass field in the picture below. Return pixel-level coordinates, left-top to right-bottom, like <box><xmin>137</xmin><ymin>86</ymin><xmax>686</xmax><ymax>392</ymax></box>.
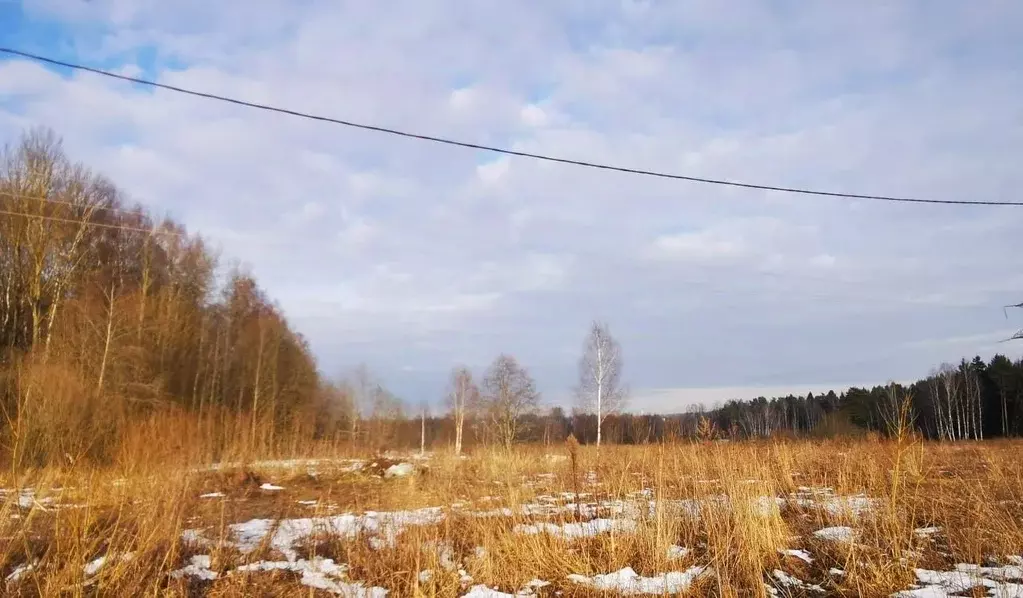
<box><xmin>2</xmin><ymin>436</ymin><xmax>1022</xmax><ymax>597</ymax></box>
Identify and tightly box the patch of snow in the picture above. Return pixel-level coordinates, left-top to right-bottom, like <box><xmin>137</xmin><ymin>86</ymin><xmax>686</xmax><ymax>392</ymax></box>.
<box><xmin>567</xmin><ymin>565</ymin><xmax>709</xmax><ymax>595</ymax></box>
<box><xmin>514</xmin><ymin>518</ymin><xmax>638</xmax><ymax>539</ymax></box>
<box><xmin>521</xmin><ymin>579</ymin><xmax>550</xmax><ymax>592</ymax></box>
<box><xmin>298</xmin><ymin>499</ymin><xmax>318</xmax><ymax>506</ymax></box>
<box><xmin>84</xmin><ymin>556</ymin><xmax>108</xmax><ymax>576</ymax></box>
<box><xmin>892</xmin><ymin>585</ymin><xmax>959</xmax><ymax>598</ymax></box>
<box><xmin>955</xmin><ymin>563</ymin><xmax>1023</xmax><ymax>581</ymax></box>
<box><xmin>235</xmin><ymin>558</ymin><xmax>386</xmax><ymax>596</ymax></box>
<box><xmin>772</xmin><ymin>569</ymin><xmax>825</xmax><ymax>593</ymax></box>
<box><xmin>384</xmin><ymin>463</ymin><xmax>415</xmax><ymax>478</ymax></box>
<box><xmin>169</xmin><ymin>555</ymin><xmax>218</xmax><ymax>581</ymax></box>
<box><xmin>914</xmin><ymin>526</ymin><xmax>941</xmax><ymax>538</ymax></box>
<box><xmin>12</xmin><ymin>489</ymin><xmax>54</xmax><ymax>510</ymax></box>
<box><xmin>993</xmin><ymin>583</ymin><xmax>1023</xmax><ymax>598</ymax></box>
<box><xmin>892</xmin><ymin>566</ymin><xmax>1023</xmax><ymax>598</ymax></box>
<box><xmin>84</xmin><ymin>553</ymin><xmax>133</xmax><ymax>576</ymax></box>
<box><xmin>199</xmin><ymin>492</ymin><xmax>225</xmax><ymax>499</ymax></box>
<box><xmin>830</xmin><ymin>568</ymin><xmax>846</xmax><ymax>576</ymax></box>
<box><xmin>667</xmin><ymin>545</ymin><xmax>690</xmax><ymax>560</ymax></box>
<box><xmin>780</xmin><ymin>549</ymin><xmax>813</xmax><ymax>564</ymax></box>
<box><xmin>213</xmin><ymin>507</ymin><xmax>445</xmax><ymax>560</ymax></box>
<box><xmin>259</xmin><ymin>483</ymin><xmax>284</xmax><ymax>491</ymax></box>
<box><xmin>181</xmin><ymin>528</ymin><xmax>207</xmax><ymax>547</ymax></box>
<box><xmin>419</xmin><ymin>570</ymin><xmax>434</xmax><ymax>583</ymax></box>
<box><xmin>462</xmin><ymin>585</ymin><xmax>516</xmax><ymax>598</ymax></box>
<box><xmin>5</xmin><ymin>561</ymin><xmax>36</xmax><ymax>583</ymax></box>
<box><xmin>813</xmin><ymin>526</ymin><xmax>855</xmax><ymax>542</ymax></box>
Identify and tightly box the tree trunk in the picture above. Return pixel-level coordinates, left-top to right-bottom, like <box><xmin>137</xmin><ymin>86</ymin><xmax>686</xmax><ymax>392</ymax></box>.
<box><xmin>420</xmin><ymin>412</ymin><xmax>426</xmax><ymax>455</ymax></box>
<box><xmin>454</xmin><ymin>408</ymin><xmax>463</xmax><ymax>455</ymax></box>
<box><xmin>96</xmin><ymin>280</ymin><xmax>117</xmax><ymax>393</ymax></box>
<box><xmin>250</xmin><ymin>317</ymin><xmax>266</xmax><ymax>443</ymax></box>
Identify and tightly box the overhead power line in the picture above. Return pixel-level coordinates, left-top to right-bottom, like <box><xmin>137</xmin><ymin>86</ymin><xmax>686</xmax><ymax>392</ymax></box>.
<box><xmin>0</xmin><ymin>208</ymin><xmax>181</xmax><ymax>236</ymax></box>
<box><xmin>0</xmin><ymin>190</ymin><xmax>150</xmax><ymax>217</ymax></box>
<box><xmin>4</xmin><ymin>47</ymin><xmax>1022</xmax><ymax>208</ymax></box>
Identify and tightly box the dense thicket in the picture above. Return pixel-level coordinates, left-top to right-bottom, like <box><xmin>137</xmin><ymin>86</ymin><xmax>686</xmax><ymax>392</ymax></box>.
<box><xmin>0</xmin><ymin>129</ymin><xmax>321</xmax><ymax>465</ymax></box>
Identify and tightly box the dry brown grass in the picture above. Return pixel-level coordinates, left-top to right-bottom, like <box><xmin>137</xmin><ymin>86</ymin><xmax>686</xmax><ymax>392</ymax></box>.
<box><xmin>2</xmin><ymin>433</ymin><xmax>1022</xmax><ymax>597</ymax></box>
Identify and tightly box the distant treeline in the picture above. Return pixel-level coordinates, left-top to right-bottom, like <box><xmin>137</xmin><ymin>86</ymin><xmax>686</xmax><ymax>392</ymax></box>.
<box><xmin>331</xmin><ymin>353</ymin><xmax>1023</xmax><ymax>451</ymax></box>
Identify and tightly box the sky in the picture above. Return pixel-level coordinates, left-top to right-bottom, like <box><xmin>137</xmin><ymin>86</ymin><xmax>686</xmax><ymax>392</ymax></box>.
<box><xmin>1</xmin><ymin>1</ymin><xmax>1022</xmax><ymax>413</ymax></box>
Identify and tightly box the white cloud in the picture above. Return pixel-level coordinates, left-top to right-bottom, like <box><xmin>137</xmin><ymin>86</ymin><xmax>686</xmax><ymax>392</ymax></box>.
<box><xmin>520</xmin><ymin>103</ymin><xmax>548</xmax><ymax>127</ymax></box>
<box><xmin>448</xmin><ymin>87</ymin><xmax>476</xmax><ymax>111</ymax></box>
<box><xmin>646</xmin><ymin>230</ymin><xmax>745</xmax><ymax>262</ymax></box>
<box><xmin>476</xmin><ymin>157</ymin><xmax>511</xmax><ymax>184</ymax></box>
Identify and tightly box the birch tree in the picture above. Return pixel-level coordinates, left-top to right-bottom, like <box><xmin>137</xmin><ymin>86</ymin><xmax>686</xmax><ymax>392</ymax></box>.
<box><xmin>446</xmin><ymin>366</ymin><xmax>478</xmax><ymax>456</ymax></box>
<box><xmin>576</xmin><ymin>321</ymin><xmax>626</xmax><ymax>446</ymax></box>
<box><xmin>419</xmin><ymin>401</ymin><xmax>429</xmax><ymax>455</ymax></box>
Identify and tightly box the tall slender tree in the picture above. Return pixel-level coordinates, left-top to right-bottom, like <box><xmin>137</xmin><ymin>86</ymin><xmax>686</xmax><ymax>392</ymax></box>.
<box><xmin>576</xmin><ymin>321</ymin><xmax>626</xmax><ymax>446</ymax></box>
<box><xmin>446</xmin><ymin>366</ymin><xmax>478</xmax><ymax>456</ymax></box>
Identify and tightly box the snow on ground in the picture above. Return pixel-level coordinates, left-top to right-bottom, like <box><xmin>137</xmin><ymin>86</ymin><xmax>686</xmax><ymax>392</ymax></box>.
<box><xmin>567</xmin><ymin>566</ymin><xmax>710</xmax><ymax>595</ymax></box>
<box><xmin>169</xmin><ymin>555</ymin><xmax>389</xmax><ymax>596</ymax></box>
<box><xmin>667</xmin><ymin>545</ymin><xmax>691</xmax><ymax>560</ymax></box>
<box><xmin>236</xmin><ymin>558</ymin><xmax>388</xmax><ymax>596</ymax></box>
<box><xmin>789</xmin><ymin>486</ymin><xmax>877</xmax><ymax>517</ymax></box>
<box><xmin>461</xmin><ymin>585</ymin><xmax>517</xmax><ymax>597</ymax></box>
<box><xmin>383</xmin><ymin>463</ymin><xmax>415</xmax><ymax>478</ymax></box>
<box><xmin>780</xmin><ymin>548</ymin><xmax>813</xmax><ymax>564</ymax></box>
<box><xmin>169</xmin><ymin>555</ymin><xmax>219</xmax><ymax>581</ymax></box>
<box><xmin>204</xmin><ymin>506</ymin><xmax>446</xmax><ymax>560</ymax></box>
<box><xmin>460</xmin><ymin>579</ymin><xmax>551</xmax><ymax>597</ymax></box>
<box><xmin>5</xmin><ymin>561</ymin><xmax>36</xmax><ymax>583</ymax></box>
<box><xmin>892</xmin><ymin>562</ymin><xmax>1023</xmax><ymax>598</ymax></box>
<box><xmin>914</xmin><ymin>526</ymin><xmax>941</xmax><ymax>538</ymax></box>
<box><xmin>514</xmin><ymin>518</ymin><xmax>639</xmax><ymax>539</ymax></box>
<box><xmin>813</xmin><ymin>526</ymin><xmax>856</xmax><ymax>542</ymax></box>
<box><xmin>1</xmin><ymin>488</ymin><xmax>57</xmax><ymax>510</ymax></box>
<box><xmin>84</xmin><ymin>553</ymin><xmax>133</xmax><ymax>576</ymax></box>
<box><xmin>772</xmin><ymin>569</ymin><xmax>825</xmax><ymax>593</ymax></box>
<box><xmin>199</xmin><ymin>491</ymin><xmax>225</xmax><ymax>499</ymax></box>
<box><xmin>259</xmin><ymin>483</ymin><xmax>285</xmax><ymax>491</ymax></box>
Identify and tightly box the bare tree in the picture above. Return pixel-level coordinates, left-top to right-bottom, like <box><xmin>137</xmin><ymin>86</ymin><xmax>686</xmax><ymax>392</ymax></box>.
<box><xmin>576</xmin><ymin>321</ymin><xmax>626</xmax><ymax>446</ymax></box>
<box><xmin>938</xmin><ymin>363</ymin><xmax>962</xmax><ymax>440</ymax></box>
<box><xmin>348</xmin><ymin>364</ymin><xmax>374</xmax><ymax>443</ymax></box>
<box><xmin>419</xmin><ymin>401</ymin><xmax>429</xmax><ymax>456</ymax></box>
<box><xmin>481</xmin><ymin>354</ymin><xmax>540</xmax><ymax>450</ymax></box>
<box><xmin>446</xmin><ymin>366</ymin><xmax>478</xmax><ymax>456</ymax></box>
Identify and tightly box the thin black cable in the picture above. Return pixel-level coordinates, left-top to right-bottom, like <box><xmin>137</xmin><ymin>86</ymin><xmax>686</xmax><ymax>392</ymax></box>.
<box><xmin>0</xmin><ymin>207</ymin><xmax>181</xmax><ymax>235</ymax></box>
<box><xmin>4</xmin><ymin>47</ymin><xmax>1023</xmax><ymax>207</ymax></box>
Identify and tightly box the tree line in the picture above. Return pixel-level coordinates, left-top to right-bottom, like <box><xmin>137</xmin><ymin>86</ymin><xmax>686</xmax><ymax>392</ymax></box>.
<box><xmin>0</xmin><ymin>129</ymin><xmax>321</xmax><ymax>465</ymax></box>
<box><xmin>363</xmin><ymin>352</ymin><xmax>1023</xmax><ymax>451</ymax></box>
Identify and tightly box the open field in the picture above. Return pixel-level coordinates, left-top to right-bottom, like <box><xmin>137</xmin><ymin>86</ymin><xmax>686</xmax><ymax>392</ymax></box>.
<box><xmin>2</xmin><ymin>439</ymin><xmax>1022</xmax><ymax>597</ymax></box>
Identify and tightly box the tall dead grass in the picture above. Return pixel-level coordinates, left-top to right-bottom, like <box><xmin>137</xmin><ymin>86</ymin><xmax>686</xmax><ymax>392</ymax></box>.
<box><xmin>1</xmin><ymin>428</ymin><xmax>1022</xmax><ymax>597</ymax></box>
